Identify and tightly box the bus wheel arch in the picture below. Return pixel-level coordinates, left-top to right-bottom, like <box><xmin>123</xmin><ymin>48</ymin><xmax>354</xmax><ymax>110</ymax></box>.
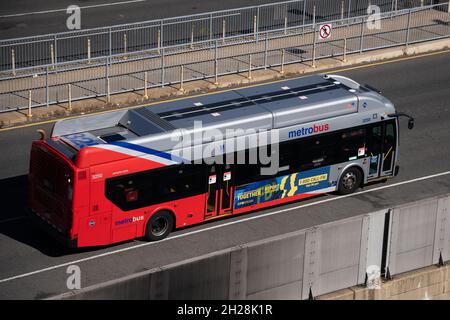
<box><xmin>337</xmin><ymin>165</ymin><xmax>364</xmax><ymax>195</ymax></box>
<box><xmin>144</xmin><ymin>209</ymin><xmax>175</xmax><ymax>241</ymax></box>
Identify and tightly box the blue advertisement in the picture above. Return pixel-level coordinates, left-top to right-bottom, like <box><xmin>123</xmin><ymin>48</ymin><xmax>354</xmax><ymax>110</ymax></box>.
<box><xmin>234</xmin><ymin>166</ymin><xmax>331</xmax><ymax>209</ymax></box>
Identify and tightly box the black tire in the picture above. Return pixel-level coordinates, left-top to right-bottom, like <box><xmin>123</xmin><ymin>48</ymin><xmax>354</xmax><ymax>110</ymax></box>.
<box><xmin>337</xmin><ymin>167</ymin><xmax>362</xmax><ymax>195</ymax></box>
<box><xmin>145</xmin><ymin>210</ymin><xmax>174</xmax><ymax>241</ymax></box>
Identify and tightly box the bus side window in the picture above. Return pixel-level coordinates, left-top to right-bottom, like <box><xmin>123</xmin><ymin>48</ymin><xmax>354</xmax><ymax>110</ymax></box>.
<box><xmin>340</xmin><ymin>128</ymin><xmax>365</xmax><ymax>160</ymax></box>
<box><xmin>295</xmin><ymin>134</ymin><xmax>339</xmax><ymax>171</ymax></box>
<box><xmin>273</xmin><ymin>142</ymin><xmax>292</xmax><ymax>173</ymax></box>
<box><xmin>105</xmin><ymin>164</ymin><xmax>205</xmax><ymax>211</ymax></box>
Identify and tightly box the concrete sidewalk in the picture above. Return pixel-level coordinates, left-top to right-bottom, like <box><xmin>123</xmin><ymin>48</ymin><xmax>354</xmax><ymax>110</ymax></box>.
<box><xmin>0</xmin><ymin>37</ymin><xmax>449</xmax><ymax>129</ymax></box>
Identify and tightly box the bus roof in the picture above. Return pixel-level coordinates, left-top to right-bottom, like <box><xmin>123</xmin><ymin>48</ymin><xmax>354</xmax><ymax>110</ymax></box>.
<box><xmin>49</xmin><ymin>74</ymin><xmax>395</xmax><ymax>165</ymax></box>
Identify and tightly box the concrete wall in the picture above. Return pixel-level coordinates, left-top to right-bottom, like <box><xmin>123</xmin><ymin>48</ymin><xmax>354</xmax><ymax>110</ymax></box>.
<box><xmin>317</xmin><ymin>263</ymin><xmax>450</xmax><ymax>300</ymax></box>
<box><xmin>51</xmin><ymin>193</ymin><xmax>450</xmax><ymax>300</ymax></box>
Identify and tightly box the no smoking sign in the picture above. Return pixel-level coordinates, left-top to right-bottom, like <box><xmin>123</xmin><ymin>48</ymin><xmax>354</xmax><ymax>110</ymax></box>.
<box><xmin>318</xmin><ymin>23</ymin><xmax>332</xmax><ymax>40</ymax></box>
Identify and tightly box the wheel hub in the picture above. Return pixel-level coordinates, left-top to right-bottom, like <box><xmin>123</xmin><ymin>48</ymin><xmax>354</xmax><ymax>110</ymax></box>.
<box><xmin>152</xmin><ymin>216</ymin><xmax>168</xmax><ymax>236</ymax></box>
<box><xmin>342</xmin><ymin>172</ymin><xmax>356</xmax><ymax>189</ymax></box>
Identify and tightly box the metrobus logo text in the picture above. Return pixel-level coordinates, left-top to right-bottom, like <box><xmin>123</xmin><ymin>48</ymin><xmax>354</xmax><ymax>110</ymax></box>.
<box><xmin>115</xmin><ymin>216</ymin><xmax>144</xmax><ymax>226</ymax></box>
<box><xmin>288</xmin><ymin>123</ymin><xmax>329</xmax><ymax>139</ymax></box>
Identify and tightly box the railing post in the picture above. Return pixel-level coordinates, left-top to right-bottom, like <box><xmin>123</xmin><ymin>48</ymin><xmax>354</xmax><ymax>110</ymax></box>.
<box><xmin>247</xmin><ymin>54</ymin><xmax>252</xmax><ymax>80</ymax></box>
<box><xmin>264</xmin><ymin>32</ymin><xmax>268</xmax><ymax>69</ymax></box>
<box><xmin>54</xmin><ymin>35</ymin><xmax>58</xmax><ymax>66</ymax></box>
<box><xmin>348</xmin><ymin>0</ymin><xmax>352</xmax><ymax>20</ymax></box>
<box><xmin>313</xmin><ymin>4</ymin><xmax>316</xmax><ymax>28</ymax></box>
<box><xmin>222</xmin><ymin>19</ymin><xmax>226</xmax><ymax>44</ymax></box>
<box><xmin>27</xmin><ymin>90</ymin><xmax>32</xmax><ymax>118</ymax></box>
<box><xmin>179</xmin><ymin>65</ymin><xmax>184</xmax><ymax>92</ymax></box>
<box><xmin>161</xmin><ymin>48</ymin><xmax>165</xmax><ymax>87</ymax></box>
<box><xmin>109</xmin><ymin>27</ymin><xmax>112</xmax><ymax>57</ymax></box>
<box><xmin>160</xmin><ymin>20</ymin><xmax>164</xmax><ymax>48</ymax></box>
<box><xmin>341</xmin><ymin>0</ymin><xmax>345</xmax><ymax>21</ymax></box>
<box><xmin>284</xmin><ymin>16</ymin><xmax>288</xmax><ymax>35</ymax></box>
<box><xmin>190</xmin><ymin>25</ymin><xmax>195</xmax><ymax>49</ymax></box>
<box><xmin>209</xmin><ymin>13</ymin><xmax>213</xmax><ymax>40</ymax></box>
<box><xmin>280</xmin><ymin>49</ymin><xmax>285</xmax><ymax>75</ymax></box>
<box><xmin>302</xmin><ymin>0</ymin><xmax>306</xmax><ymax>31</ymax></box>
<box><xmin>105</xmin><ymin>57</ymin><xmax>110</xmax><ymax>103</ymax></box>
<box><xmin>68</xmin><ymin>84</ymin><xmax>72</xmax><ymax>111</ymax></box>
<box><xmin>87</xmin><ymin>38</ymin><xmax>91</xmax><ymax>63</ymax></box>
<box><xmin>45</xmin><ymin>66</ymin><xmax>49</xmax><ymax>107</ymax></box>
<box><xmin>50</xmin><ymin>44</ymin><xmax>55</xmax><ymax>68</ymax></box>
<box><xmin>214</xmin><ymin>39</ymin><xmax>219</xmax><ymax>85</ymax></box>
<box><xmin>11</xmin><ymin>49</ymin><xmax>16</xmax><ymax>76</ymax></box>
<box><xmin>253</xmin><ymin>15</ymin><xmax>257</xmax><ymax>39</ymax></box>
<box><xmin>312</xmin><ymin>5</ymin><xmax>316</xmax><ymax>68</ymax></box>
<box><xmin>157</xmin><ymin>29</ymin><xmax>161</xmax><ymax>54</ymax></box>
<box><xmin>312</xmin><ymin>30</ymin><xmax>316</xmax><ymax>68</ymax></box>
<box><xmin>123</xmin><ymin>33</ymin><xmax>127</xmax><ymax>54</ymax></box>
<box><xmin>107</xmin><ymin>78</ymin><xmax>111</xmax><ymax>103</ymax></box>
<box><xmin>343</xmin><ymin>37</ymin><xmax>347</xmax><ymax>62</ymax></box>
<box><xmin>359</xmin><ymin>17</ymin><xmax>365</xmax><ymax>54</ymax></box>
<box><xmin>143</xmin><ymin>71</ymin><xmax>148</xmax><ymax>99</ymax></box>
<box><xmin>405</xmin><ymin>9</ymin><xmax>412</xmax><ymax>48</ymax></box>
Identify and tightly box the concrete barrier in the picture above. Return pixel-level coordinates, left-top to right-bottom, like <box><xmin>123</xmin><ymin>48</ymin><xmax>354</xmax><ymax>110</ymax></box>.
<box><xmin>386</xmin><ymin>195</ymin><xmax>450</xmax><ymax>276</ymax></box>
<box><xmin>50</xmin><ymin>193</ymin><xmax>450</xmax><ymax>300</ymax></box>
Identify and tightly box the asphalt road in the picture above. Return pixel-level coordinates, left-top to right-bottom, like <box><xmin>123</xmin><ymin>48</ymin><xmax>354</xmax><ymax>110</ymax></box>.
<box><xmin>0</xmin><ymin>51</ymin><xmax>449</xmax><ymax>299</ymax></box>
<box><xmin>0</xmin><ymin>0</ymin><xmax>285</xmax><ymax>39</ymax></box>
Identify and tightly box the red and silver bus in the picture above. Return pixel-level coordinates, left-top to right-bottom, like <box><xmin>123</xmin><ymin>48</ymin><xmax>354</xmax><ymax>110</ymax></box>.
<box><xmin>28</xmin><ymin>75</ymin><xmax>413</xmax><ymax>247</ymax></box>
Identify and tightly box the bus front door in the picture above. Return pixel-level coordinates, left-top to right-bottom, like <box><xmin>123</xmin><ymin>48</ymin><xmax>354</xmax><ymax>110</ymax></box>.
<box><xmin>205</xmin><ymin>164</ymin><xmax>235</xmax><ymax>219</ymax></box>
<box><xmin>380</xmin><ymin>120</ymin><xmax>397</xmax><ymax>177</ymax></box>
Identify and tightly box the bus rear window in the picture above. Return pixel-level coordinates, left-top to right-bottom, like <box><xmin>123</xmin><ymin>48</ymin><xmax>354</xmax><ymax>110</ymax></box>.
<box><xmin>30</xmin><ymin>145</ymin><xmax>73</xmax><ymax>199</ymax></box>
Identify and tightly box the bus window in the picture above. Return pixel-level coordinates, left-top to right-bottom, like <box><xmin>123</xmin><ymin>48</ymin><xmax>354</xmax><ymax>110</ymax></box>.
<box><xmin>221</xmin><ymin>164</ymin><xmax>232</xmax><ymax>210</ymax></box>
<box><xmin>296</xmin><ymin>134</ymin><xmax>339</xmax><ymax>171</ymax></box>
<box><xmin>340</xmin><ymin>129</ymin><xmax>365</xmax><ymax>161</ymax></box>
<box><xmin>382</xmin><ymin>121</ymin><xmax>396</xmax><ymax>172</ymax></box>
<box><xmin>366</xmin><ymin>125</ymin><xmax>382</xmax><ymax>156</ymax></box>
<box><xmin>105</xmin><ymin>165</ymin><xmax>204</xmax><ymax>211</ymax></box>
<box><xmin>206</xmin><ymin>165</ymin><xmax>217</xmax><ymax>215</ymax></box>
<box><xmin>366</xmin><ymin>125</ymin><xmax>383</xmax><ymax>175</ymax></box>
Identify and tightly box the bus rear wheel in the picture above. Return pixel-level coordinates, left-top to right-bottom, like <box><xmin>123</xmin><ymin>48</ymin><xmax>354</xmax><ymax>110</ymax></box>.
<box><xmin>337</xmin><ymin>167</ymin><xmax>362</xmax><ymax>195</ymax></box>
<box><xmin>145</xmin><ymin>211</ymin><xmax>174</xmax><ymax>241</ymax></box>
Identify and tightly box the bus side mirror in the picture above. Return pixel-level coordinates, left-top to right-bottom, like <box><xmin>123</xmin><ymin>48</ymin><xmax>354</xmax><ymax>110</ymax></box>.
<box><xmin>408</xmin><ymin>119</ymin><xmax>414</xmax><ymax>130</ymax></box>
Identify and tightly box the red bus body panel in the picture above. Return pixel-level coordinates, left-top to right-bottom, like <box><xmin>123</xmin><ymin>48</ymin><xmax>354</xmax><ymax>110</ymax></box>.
<box><xmin>30</xmin><ymin>140</ymin><xmax>330</xmax><ymax>248</ymax></box>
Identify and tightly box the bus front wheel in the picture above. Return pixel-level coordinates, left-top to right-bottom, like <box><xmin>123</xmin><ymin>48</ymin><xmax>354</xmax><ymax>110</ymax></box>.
<box><xmin>337</xmin><ymin>167</ymin><xmax>362</xmax><ymax>195</ymax></box>
<box><xmin>145</xmin><ymin>210</ymin><xmax>174</xmax><ymax>241</ymax></box>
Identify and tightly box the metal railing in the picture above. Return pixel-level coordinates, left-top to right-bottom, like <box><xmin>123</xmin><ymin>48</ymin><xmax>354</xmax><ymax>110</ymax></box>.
<box><xmin>0</xmin><ymin>3</ymin><xmax>448</xmax><ymax>114</ymax></box>
<box><xmin>0</xmin><ymin>0</ymin><xmax>440</xmax><ymax>72</ymax></box>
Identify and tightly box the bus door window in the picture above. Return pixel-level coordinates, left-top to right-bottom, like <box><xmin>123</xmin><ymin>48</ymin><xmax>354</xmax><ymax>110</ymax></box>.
<box><xmin>206</xmin><ymin>165</ymin><xmax>217</xmax><ymax>217</ymax></box>
<box><xmin>366</xmin><ymin>125</ymin><xmax>383</xmax><ymax>176</ymax></box>
<box><xmin>382</xmin><ymin>121</ymin><xmax>396</xmax><ymax>173</ymax></box>
<box><xmin>220</xmin><ymin>164</ymin><xmax>233</xmax><ymax>212</ymax></box>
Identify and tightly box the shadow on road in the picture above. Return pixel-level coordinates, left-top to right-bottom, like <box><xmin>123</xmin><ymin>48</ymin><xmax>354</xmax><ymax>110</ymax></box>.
<box><xmin>0</xmin><ymin>174</ymin><xmax>76</xmax><ymax>257</ymax></box>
